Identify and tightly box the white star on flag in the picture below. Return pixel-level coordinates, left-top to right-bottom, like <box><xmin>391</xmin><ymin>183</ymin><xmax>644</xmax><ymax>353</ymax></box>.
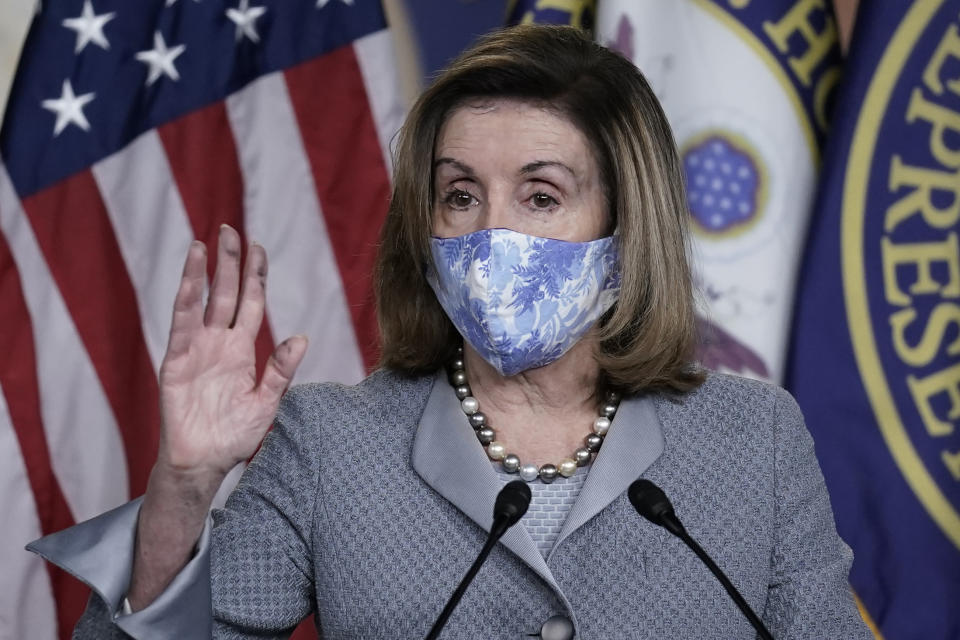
<box><xmin>226</xmin><ymin>0</ymin><xmax>267</xmax><ymax>43</ymax></box>
<box><xmin>135</xmin><ymin>31</ymin><xmax>187</xmax><ymax>86</ymax></box>
<box><xmin>317</xmin><ymin>0</ymin><xmax>353</xmax><ymax>8</ymax></box>
<box><xmin>61</xmin><ymin>0</ymin><xmax>115</xmax><ymax>53</ymax></box>
<box><xmin>165</xmin><ymin>0</ymin><xmax>202</xmax><ymax>7</ymax></box>
<box><xmin>41</xmin><ymin>79</ymin><xmax>95</xmax><ymax>136</ymax></box>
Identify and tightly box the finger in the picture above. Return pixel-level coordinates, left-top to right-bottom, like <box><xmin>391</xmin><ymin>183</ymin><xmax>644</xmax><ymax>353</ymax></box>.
<box><xmin>204</xmin><ymin>225</ymin><xmax>242</xmax><ymax>328</ymax></box>
<box><xmin>234</xmin><ymin>241</ymin><xmax>267</xmax><ymax>335</ymax></box>
<box><xmin>257</xmin><ymin>336</ymin><xmax>309</xmax><ymax>406</ymax></box>
<box><xmin>167</xmin><ymin>241</ymin><xmax>207</xmax><ymax>357</ymax></box>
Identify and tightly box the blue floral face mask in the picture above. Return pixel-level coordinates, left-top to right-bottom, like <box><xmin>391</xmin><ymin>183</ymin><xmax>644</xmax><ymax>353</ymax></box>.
<box><xmin>426</xmin><ymin>228</ymin><xmax>621</xmax><ymax>376</ymax></box>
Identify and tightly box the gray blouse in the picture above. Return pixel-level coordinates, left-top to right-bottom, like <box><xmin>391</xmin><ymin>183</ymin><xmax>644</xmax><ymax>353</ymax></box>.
<box><xmin>496</xmin><ymin>467</ymin><xmax>590</xmax><ymax>559</ymax></box>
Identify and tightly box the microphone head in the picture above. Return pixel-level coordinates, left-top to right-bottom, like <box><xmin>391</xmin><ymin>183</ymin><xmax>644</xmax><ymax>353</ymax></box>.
<box><xmin>628</xmin><ymin>478</ymin><xmax>676</xmax><ymax>527</ymax></box>
<box><xmin>494</xmin><ymin>480</ymin><xmax>532</xmax><ymax>527</ymax></box>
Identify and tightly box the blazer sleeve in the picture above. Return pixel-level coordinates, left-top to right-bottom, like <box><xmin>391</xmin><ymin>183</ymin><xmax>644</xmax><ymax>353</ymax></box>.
<box><xmin>26</xmin><ymin>384</ymin><xmax>322</xmax><ymax>640</ymax></box>
<box><xmin>761</xmin><ymin>386</ymin><xmax>873</xmax><ymax>639</ymax></box>
<box><xmin>209</xmin><ymin>384</ymin><xmax>322</xmax><ymax>638</ymax></box>
<box><xmin>25</xmin><ymin>498</ymin><xmax>214</xmax><ymax>640</ymax></box>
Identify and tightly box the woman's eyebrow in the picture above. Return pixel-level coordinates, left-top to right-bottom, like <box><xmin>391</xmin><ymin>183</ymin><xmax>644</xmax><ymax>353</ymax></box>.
<box><xmin>519</xmin><ymin>160</ymin><xmax>577</xmax><ymax>178</ymax></box>
<box><xmin>433</xmin><ymin>157</ymin><xmax>474</xmax><ymax>175</ymax></box>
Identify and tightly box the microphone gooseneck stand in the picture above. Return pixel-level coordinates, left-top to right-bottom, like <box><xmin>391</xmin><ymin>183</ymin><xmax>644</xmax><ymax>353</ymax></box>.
<box><xmin>425</xmin><ymin>480</ymin><xmax>532</xmax><ymax>640</ymax></box>
<box><xmin>628</xmin><ymin>478</ymin><xmax>775</xmax><ymax>640</ymax></box>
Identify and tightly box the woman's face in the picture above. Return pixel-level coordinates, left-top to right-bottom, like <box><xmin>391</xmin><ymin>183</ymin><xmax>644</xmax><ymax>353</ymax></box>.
<box><xmin>432</xmin><ymin>99</ymin><xmax>607</xmax><ymax>242</ymax></box>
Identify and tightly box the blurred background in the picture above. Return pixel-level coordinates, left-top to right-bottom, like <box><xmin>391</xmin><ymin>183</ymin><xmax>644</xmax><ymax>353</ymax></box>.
<box><xmin>1</xmin><ymin>1</ymin><xmax>958</xmax><ymax>638</ymax></box>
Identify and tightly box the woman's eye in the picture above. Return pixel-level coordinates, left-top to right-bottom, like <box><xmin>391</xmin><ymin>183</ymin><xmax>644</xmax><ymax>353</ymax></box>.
<box><xmin>530</xmin><ymin>192</ymin><xmax>558</xmax><ymax>209</ymax></box>
<box><xmin>444</xmin><ymin>189</ymin><xmax>477</xmax><ymax>210</ymax></box>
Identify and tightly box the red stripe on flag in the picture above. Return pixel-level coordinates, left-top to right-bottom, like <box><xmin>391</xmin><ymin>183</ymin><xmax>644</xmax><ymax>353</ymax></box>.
<box><xmin>284</xmin><ymin>44</ymin><xmax>390</xmax><ymax>371</ymax></box>
<box><xmin>21</xmin><ymin>171</ymin><xmax>160</xmax><ymax>498</ymax></box>
<box><xmin>158</xmin><ymin>103</ymin><xmax>276</xmax><ymax>373</ymax></box>
<box><xmin>0</xmin><ymin>232</ymin><xmax>88</xmax><ymax>640</ymax></box>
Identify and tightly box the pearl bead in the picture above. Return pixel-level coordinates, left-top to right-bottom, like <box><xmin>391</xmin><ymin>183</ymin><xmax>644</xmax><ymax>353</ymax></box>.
<box><xmin>574</xmin><ymin>447</ymin><xmax>592</xmax><ymax>466</ymax></box>
<box><xmin>502</xmin><ymin>454</ymin><xmax>521</xmax><ymax>473</ymax></box>
<box><xmin>468</xmin><ymin>412</ymin><xmax>486</xmax><ymax>429</ymax></box>
<box><xmin>461</xmin><ymin>396</ymin><xmax>479</xmax><ymax>415</ymax></box>
<box><xmin>450</xmin><ymin>358</ymin><xmax>465</xmax><ymax>370</ymax></box>
<box><xmin>456</xmin><ymin>345</ymin><xmax>463</xmax><ymax>355</ymax></box>
<box><xmin>601</xmin><ymin>403</ymin><xmax>618</xmax><ymax>418</ymax></box>
<box><xmin>593</xmin><ymin>416</ymin><xmax>611</xmax><ymax>436</ymax></box>
<box><xmin>519</xmin><ymin>463</ymin><xmax>539</xmax><ymax>482</ymax></box>
<box><xmin>585</xmin><ymin>433</ymin><xmax>603</xmax><ymax>452</ymax></box>
<box><xmin>454</xmin><ymin>385</ymin><xmax>471</xmax><ymax>400</ymax></box>
<box><xmin>605</xmin><ymin>390</ymin><xmax>621</xmax><ymax>403</ymax></box>
<box><xmin>539</xmin><ymin>464</ymin><xmax>558</xmax><ymax>483</ymax></box>
<box><xmin>450</xmin><ymin>370</ymin><xmax>467</xmax><ymax>386</ymax></box>
<box><xmin>487</xmin><ymin>441</ymin><xmax>506</xmax><ymax>460</ymax></box>
<box><xmin>477</xmin><ymin>427</ymin><xmax>495</xmax><ymax>445</ymax></box>
<box><xmin>558</xmin><ymin>459</ymin><xmax>577</xmax><ymax>477</ymax></box>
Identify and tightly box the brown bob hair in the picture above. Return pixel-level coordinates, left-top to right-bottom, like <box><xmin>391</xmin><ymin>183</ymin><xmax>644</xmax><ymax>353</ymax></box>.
<box><xmin>374</xmin><ymin>24</ymin><xmax>703</xmax><ymax>394</ymax></box>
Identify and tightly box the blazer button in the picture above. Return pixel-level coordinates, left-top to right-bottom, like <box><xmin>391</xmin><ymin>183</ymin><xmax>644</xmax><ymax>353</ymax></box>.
<box><xmin>540</xmin><ymin>614</ymin><xmax>574</xmax><ymax>640</ymax></box>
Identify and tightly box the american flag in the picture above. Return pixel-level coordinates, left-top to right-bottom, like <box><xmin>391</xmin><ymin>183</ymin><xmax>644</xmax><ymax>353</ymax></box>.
<box><xmin>0</xmin><ymin>1</ymin><xmax>403</xmax><ymax>637</ymax></box>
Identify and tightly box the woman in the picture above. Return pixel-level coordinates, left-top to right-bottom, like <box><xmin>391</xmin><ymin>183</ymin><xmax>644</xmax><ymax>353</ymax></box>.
<box><xmin>32</xmin><ymin>24</ymin><xmax>870</xmax><ymax>639</ymax></box>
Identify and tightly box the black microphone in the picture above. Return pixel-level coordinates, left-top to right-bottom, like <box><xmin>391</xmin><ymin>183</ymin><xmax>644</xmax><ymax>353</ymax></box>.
<box><xmin>628</xmin><ymin>479</ymin><xmax>775</xmax><ymax>640</ymax></box>
<box><xmin>425</xmin><ymin>481</ymin><xmax>531</xmax><ymax>640</ymax></box>
<box><xmin>490</xmin><ymin>479</ymin><xmax>532</xmax><ymax>536</ymax></box>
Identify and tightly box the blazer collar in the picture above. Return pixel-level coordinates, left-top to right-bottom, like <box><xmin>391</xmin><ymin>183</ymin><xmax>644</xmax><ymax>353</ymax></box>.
<box><xmin>549</xmin><ymin>392</ymin><xmax>664</xmax><ymax>558</ymax></box>
<box><xmin>411</xmin><ymin>372</ymin><xmax>665</xmax><ymax>575</ymax></box>
<box><xmin>411</xmin><ymin>373</ymin><xmax>563</xmax><ymax>597</ymax></box>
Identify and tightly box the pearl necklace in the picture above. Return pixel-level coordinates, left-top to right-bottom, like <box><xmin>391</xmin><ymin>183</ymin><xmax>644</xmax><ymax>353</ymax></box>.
<box><xmin>448</xmin><ymin>350</ymin><xmax>620</xmax><ymax>483</ymax></box>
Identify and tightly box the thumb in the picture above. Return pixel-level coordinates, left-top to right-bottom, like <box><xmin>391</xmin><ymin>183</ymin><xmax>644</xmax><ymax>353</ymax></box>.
<box><xmin>258</xmin><ymin>335</ymin><xmax>309</xmax><ymax>406</ymax></box>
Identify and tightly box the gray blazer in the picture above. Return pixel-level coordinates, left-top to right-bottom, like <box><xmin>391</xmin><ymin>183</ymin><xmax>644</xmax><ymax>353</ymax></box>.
<box><xmin>29</xmin><ymin>370</ymin><xmax>871</xmax><ymax>639</ymax></box>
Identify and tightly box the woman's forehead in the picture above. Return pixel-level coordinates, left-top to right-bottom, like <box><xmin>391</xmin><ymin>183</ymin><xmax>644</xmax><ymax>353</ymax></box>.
<box><xmin>434</xmin><ymin>98</ymin><xmax>596</xmax><ymax>177</ymax></box>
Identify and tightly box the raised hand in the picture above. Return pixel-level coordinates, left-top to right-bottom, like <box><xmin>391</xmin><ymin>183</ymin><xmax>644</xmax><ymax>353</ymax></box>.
<box><xmin>128</xmin><ymin>225</ymin><xmax>307</xmax><ymax>610</ymax></box>
<box><xmin>157</xmin><ymin>225</ymin><xmax>308</xmax><ymax>477</ymax></box>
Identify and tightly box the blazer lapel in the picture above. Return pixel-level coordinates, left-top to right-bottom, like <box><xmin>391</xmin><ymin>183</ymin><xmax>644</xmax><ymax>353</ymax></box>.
<box><xmin>411</xmin><ymin>373</ymin><xmax>565</xmax><ymax>596</ymax></box>
<box><xmin>549</xmin><ymin>394</ymin><xmax>665</xmax><ymax>558</ymax></box>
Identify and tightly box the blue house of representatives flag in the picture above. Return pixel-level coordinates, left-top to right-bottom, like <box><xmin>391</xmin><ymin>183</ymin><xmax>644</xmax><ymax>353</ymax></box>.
<box><xmin>787</xmin><ymin>1</ymin><xmax>960</xmax><ymax>637</ymax></box>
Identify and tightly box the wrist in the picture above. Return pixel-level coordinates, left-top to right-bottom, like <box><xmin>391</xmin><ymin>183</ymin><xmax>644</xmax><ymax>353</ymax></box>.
<box><xmin>130</xmin><ymin>464</ymin><xmax>218</xmax><ymax>611</ymax></box>
<box><xmin>146</xmin><ymin>460</ymin><xmax>225</xmax><ymax>511</ymax></box>
<box><xmin>153</xmin><ymin>449</ymin><xmax>230</xmax><ymax>485</ymax></box>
